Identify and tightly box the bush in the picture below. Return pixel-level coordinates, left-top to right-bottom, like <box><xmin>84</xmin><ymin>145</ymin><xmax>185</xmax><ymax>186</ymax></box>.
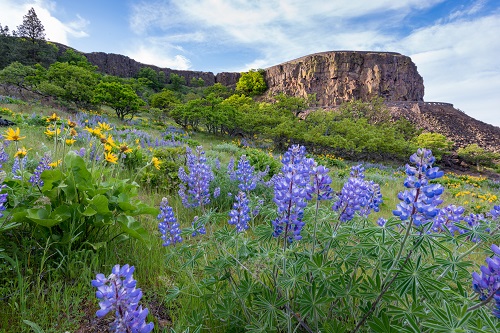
<box><xmin>457</xmin><ymin>144</ymin><xmax>500</xmax><ymax>170</ymax></box>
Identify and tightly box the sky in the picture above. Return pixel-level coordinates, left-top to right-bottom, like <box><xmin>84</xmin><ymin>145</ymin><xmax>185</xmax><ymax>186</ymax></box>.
<box><xmin>1</xmin><ymin>0</ymin><xmax>499</xmax><ymax>127</ymax></box>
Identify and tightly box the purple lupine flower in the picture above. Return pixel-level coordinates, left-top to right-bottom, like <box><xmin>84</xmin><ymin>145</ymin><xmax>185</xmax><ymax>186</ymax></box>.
<box><xmin>272</xmin><ymin>145</ymin><xmax>314</xmax><ymax>241</ymax></box>
<box><xmin>74</xmin><ymin>147</ymin><xmax>86</xmax><ymax>158</ymax></box>
<box><xmin>191</xmin><ymin>216</ymin><xmax>206</xmax><ymax>237</ymax></box>
<box><xmin>236</xmin><ymin>155</ymin><xmax>257</xmax><ymax>192</ymax></box>
<box><xmin>157</xmin><ymin>198</ymin><xmax>182</xmax><ymax>246</ymax></box>
<box><xmin>332</xmin><ymin>165</ymin><xmax>382</xmax><ymax>222</ymax></box>
<box><xmin>29</xmin><ymin>153</ymin><xmax>52</xmax><ymax>188</ymax></box>
<box><xmin>11</xmin><ymin>157</ymin><xmax>27</xmax><ymax>180</ymax></box>
<box><xmin>227</xmin><ymin>157</ymin><xmax>236</xmax><ymax>181</ymax></box>
<box><xmin>432</xmin><ymin>204</ymin><xmax>465</xmax><ymax>234</ymax></box>
<box><xmin>91</xmin><ymin>264</ymin><xmax>154</xmax><ymax>333</ymax></box>
<box><xmin>393</xmin><ymin>149</ymin><xmax>444</xmax><ymax>226</ymax></box>
<box><xmin>310</xmin><ymin>164</ymin><xmax>333</xmax><ymax>201</ymax></box>
<box><xmin>465</xmin><ymin>213</ymin><xmax>488</xmax><ymax>242</ymax></box>
<box><xmin>0</xmin><ymin>144</ymin><xmax>9</xmax><ymax>168</ymax></box>
<box><xmin>0</xmin><ymin>185</ymin><xmax>7</xmax><ymax>218</ymax></box>
<box><xmin>213</xmin><ymin>187</ymin><xmax>221</xmax><ymax>198</ymax></box>
<box><xmin>472</xmin><ymin>245</ymin><xmax>500</xmax><ymax>318</ymax></box>
<box><xmin>178</xmin><ymin>146</ymin><xmax>214</xmax><ymax>209</ymax></box>
<box><xmin>214</xmin><ymin>158</ymin><xmax>221</xmax><ymax>170</ymax></box>
<box><xmin>377</xmin><ymin>218</ymin><xmax>387</xmax><ymax>227</ymax></box>
<box><xmin>252</xmin><ymin>199</ymin><xmax>264</xmax><ymax>217</ymax></box>
<box><xmin>228</xmin><ymin>191</ymin><xmax>251</xmax><ymax>233</ymax></box>
<box><xmin>489</xmin><ymin>205</ymin><xmax>500</xmax><ymax>220</ymax></box>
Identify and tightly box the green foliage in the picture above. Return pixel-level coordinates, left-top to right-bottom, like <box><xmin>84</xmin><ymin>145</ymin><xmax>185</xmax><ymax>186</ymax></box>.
<box><xmin>457</xmin><ymin>144</ymin><xmax>500</xmax><ymax>170</ymax></box>
<box><xmin>150</xmin><ymin>90</ymin><xmax>180</xmax><ymax>112</ymax></box>
<box><xmin>5</xmin><ymin>151</ymin><xmax>156</xmax><ymax>278</ymax></box>
<box><xmin>242</xmin><ymin>147</ymin><xmax>281</xmax><ymax>178</ymax></box>
<box><xmin>204</xmin><ymin>82</ymin><xmax>232</xmax><ymax>99</ymax></box>
<box><xmin>137</xmin><ymin>67</ymin><xmax>164</xmax><ymax>91</ymax></box>
<box><xmin>42</xmin><ymin>61</ymin><xmax>99</xmax><ymax>109</ymax></box>
<box><xmin>141</xmin><ymin>146</ymin><xmax>186</xmax><ymax>193</ymax></box>
<box><xmin>170</xmin><ymin>73</ymin><xmax>187</xmax><ymax>91</ymax></box>
<box><xmin>93</xmin><ymin>81</ymin><xmax>145</xmax><ymax>120</ymax></box>
<box><xmin>273</xmin><ymin>92</ymin><xmax>309</xmax><ymax>116</ymax></box>
<box><xmin>337</xmin><ymin>97</ymin><xmax>391</xmax><ymax>124</ymax></box>
<box><xmin>413</xmin><ymin>132</ymin><xmax>453</xmax><ymax>160</ymax></box>
<box><xmin>190</xmin><ymin>77</ymin><xmax>205</xmax><ymax>87</ymax></box>
<box><xmin>236</xmin><ymin>69</ymin><xmax>267</xmax><ymax>96</ymax></box>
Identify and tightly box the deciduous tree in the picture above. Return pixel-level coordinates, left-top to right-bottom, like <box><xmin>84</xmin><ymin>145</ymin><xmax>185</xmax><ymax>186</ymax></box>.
<box><xmin>93</xmin><ymin>81</ymin><xmax>145</xmax><ymax>120</ymax></box>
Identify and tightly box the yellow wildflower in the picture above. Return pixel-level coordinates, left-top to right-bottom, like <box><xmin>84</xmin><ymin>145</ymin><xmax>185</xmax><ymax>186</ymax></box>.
<box><xmin>104</xmin><ymin>152</ymin><xmax>118</xmax><ymax>164</ymax></box>
<box><xmin>14</xmin><ymin>147</ymin><xmax>29</xmax><ymax>158</ymax></box>
<box><xmin>44</xmin><ymin>127</ymin><xmax>61</xmax><ymax>138</ymax></box>
<box><xmin>70</xmin><ymin>128</ymin><xmax>78</xmax><ymax>137</ymax></box>
<box><xmin>67</xmin><ymin>120</ymin><xmax>77</xmax><ymax>128</ymax></box>
<box><xmin>49</xmin><ymin>159</ymin><xmax>62</xmax><ymax>168</ymax></box>
<box><xmin>98</xmin><ymin>122</ymin><xmax>112</xmax><ymax>131</ymax></box>
<box><xmin>46</xmin><ymin>113</ymin><xmax>60</xmax><ymax>122</ymax></box>
<box><xmin>85</xmin><ymin>127</ymin><xmax>102</xmax><ymax>138</ymax></box>
<box><xmin>104</xmin><ymin>144</ymin><xmax>113</xmax><ymax>152</ymax></box>
<box><xmin>151</xmin><ymin>157</ymin><xmax>162</xmax><ymax>170</ymax></box>
<box><xmin>119</xmin><ymin>144</ymin><xmax>133</xmax><ymax>154</ymax></box>
<box><xmin>65</xmin><ymin>138</ymin><xmax>76</xmax><ymax>146</ymax></box>
<box><xmin>3</xmin><ymin>127</ymin><xmax>25</xmax><ymax>141</ymax></box>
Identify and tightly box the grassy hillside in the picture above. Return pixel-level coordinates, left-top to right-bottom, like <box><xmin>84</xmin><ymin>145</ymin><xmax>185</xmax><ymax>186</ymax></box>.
<box><xmin>0</xmin><ymin>98</ymin><xmax>499</xmax><ymax>332</ymax></box>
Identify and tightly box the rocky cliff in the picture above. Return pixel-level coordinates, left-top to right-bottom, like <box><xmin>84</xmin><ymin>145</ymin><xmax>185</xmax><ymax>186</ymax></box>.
<box><xmin>80</xmin><ymin>50</ymin><xmax>425</xmax><ymax>106</ymax></box>
<box><xmin>264</xmin><ymin>51</ymin><xmax>424</xmax><ymax>105</ymax></box>
<box><xmin>387</xmin><ymin>102</ymin><xmax>500</xmax><ymax>153</ymax></box>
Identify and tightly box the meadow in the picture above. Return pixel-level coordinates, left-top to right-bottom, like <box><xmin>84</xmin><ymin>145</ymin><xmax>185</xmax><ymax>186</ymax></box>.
<box><xmin>0</xmin><ymin>98</ymin><xmax>499</xmax><ymax>333</ymax></box>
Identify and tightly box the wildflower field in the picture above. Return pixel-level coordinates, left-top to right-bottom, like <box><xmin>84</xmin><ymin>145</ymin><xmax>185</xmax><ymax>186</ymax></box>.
<box><xmin>0</xmin><ymin>101</ymin><xmax>500</xmax><ymax>333</ymax></box>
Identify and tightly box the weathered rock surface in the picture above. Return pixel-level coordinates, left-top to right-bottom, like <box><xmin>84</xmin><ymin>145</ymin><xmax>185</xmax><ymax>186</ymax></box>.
<box><xmin>264</xmin><ymin>51</ymin><xmax>424</xmax><ymax>105</ymax></box>
<box><xmin>386</xmin><ymin>102</ymin><xmax>500</xmax><ymax>153</ymax></box>
<box><xmin>84</xmin><ymin>52</ymin><xmax>216</xmax><ymax>86</ymax></box>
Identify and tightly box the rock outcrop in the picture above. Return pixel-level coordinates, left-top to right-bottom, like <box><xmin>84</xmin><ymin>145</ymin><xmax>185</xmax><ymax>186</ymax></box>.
<box><xmin>387</xmin><ymin>102</ymin><xmax>500</xmax><ymax>153</ymax></box>
<box><xmin>264</xmin><ymin>51</ymin><xmax>424</xmax><ymax>105</ymax></box>
<box><xmin>84</xmin><ymin>52</ymin><xmax>216</xmax><ymax>86</ymax></box>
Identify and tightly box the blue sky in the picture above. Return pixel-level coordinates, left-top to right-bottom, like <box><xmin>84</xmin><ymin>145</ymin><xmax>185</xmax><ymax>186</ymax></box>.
<box><xmin>1</xmin><ymin>0</ymin><xmax>499</xmax><ymax>127</ymax></box>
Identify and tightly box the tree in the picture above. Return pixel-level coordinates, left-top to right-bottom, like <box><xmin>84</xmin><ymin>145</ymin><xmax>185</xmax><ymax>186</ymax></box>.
<box><xmin>15</xmin><ymin>8</ymin><xmax>47</xmax><ymax>64</ymax></box>
<box><xmin>93</xmin><ymin>81</ymin><xmax>145</xmax><ymax>120</ymax></box>
<box><xmin>457</xmin><ymin>144</ymin><xmax>500</xmax><ymax>171</ymax></box>
<box><xmin>236</xmin><ymin>69</ymin><xmax>267</xmax><ymax>96</ymax></box>
<box><xmin>169</xmin><ymin>73</ymin><xmax>186</xmax><ymax>91</ymax></box>
<box><xmin>0</xmin><ymin>23</ymin><xmax>14</xmax><ymax>68</ymax></box>
<box><xmin>150</xmin><ymin>90</ymin><xmax>180</xmax><ymax>110</ymax></box>
<box><xmin>413</xmin><ymin>132</ymin><xmax>453</xmax><ymax>160</ymax></box>
<box><xmin>0</xmin><ymin>61</ymin><xmax>37</xmax><ymax>95</ymax></box>
<box><xmin>137</xmin><ymin>67</ymin><xmax>163</xmax><ymax>91</ymax></box>
<box><xmin>42</xmin><ymin>62</ymin><xmax>99</xmax><ymax>108</ymax></box>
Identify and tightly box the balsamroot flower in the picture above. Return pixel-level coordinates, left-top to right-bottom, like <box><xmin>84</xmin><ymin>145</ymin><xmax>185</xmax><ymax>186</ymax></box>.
<box><xmin>272</xmin><ymin>145</ymin><xmax>314</xmax><ymax>241</ymax></box>
<box><xmin>91</xmin><ymin>264</ymin><xmax>154</xmax><ymax>333</ymax></box>
<box><xmin>178</xmin><ymin>146</ymin><xmax>214</xmax><ymax>209</ymax></box>
<box><xmin>29</xmin><ymin>153</ymin><xmax>52</xmax><ymax>188</ymax></box>
<box><xmin>472</xmin><ymin>245</ymin><xmax>500</xmax><ymax>318</ymax></box>
<box><xmin>393</xmin><ymin>149</ymin><xmax>444</xmax><ymax>226</ymax></box>
<box><xmin>3</xmin><ymin>127</ymin><xmax>25</xmax><ymax>141</ymax></box>
<box><xmin>333</xmin><ymin>165</ymin><xmax>382</xmax><ymax>222</ymax></box>
<box><xmin>157</xmin><ymin>198</ymin><xmax>182</xmax><ymax>246</ymax></box>
<box><xmin>228</xmin><ymin>191</ymin><xmax>251</xmax><ymax>233</ymax></box>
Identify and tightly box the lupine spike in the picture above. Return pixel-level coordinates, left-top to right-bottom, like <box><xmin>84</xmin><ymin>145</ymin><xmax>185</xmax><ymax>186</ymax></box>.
<box><xmin>91</xmin><ymin>264</ymin><xmax>154</xmax><ymax>333</ymax></box>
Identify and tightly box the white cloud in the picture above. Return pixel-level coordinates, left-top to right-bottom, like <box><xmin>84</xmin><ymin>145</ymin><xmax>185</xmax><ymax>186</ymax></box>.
<box><xmin>392</xmin><ymin>14</ymin><xmax>500</xmax><ymax>126</ymax></box>
<box><xmin>0</xmin><ymin>0</ymin><xmax>88</xmax><ymax>44</ymax></box>
<box><xmin>124</xmin><ymin>44</ymin><xmax>192</xmax><ymax>69</ymax></box>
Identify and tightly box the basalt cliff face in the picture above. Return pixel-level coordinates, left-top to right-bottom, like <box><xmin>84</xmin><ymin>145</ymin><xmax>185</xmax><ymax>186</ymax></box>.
<box><xmin>264</xmin><ymin>51</ymin><xmax>424</xmax><ymax>105</ymax></box>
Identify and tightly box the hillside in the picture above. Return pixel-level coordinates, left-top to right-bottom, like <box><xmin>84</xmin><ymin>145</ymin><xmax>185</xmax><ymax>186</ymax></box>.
<box><xmin>54</xmin><ymin>44</ymin><xmax>500</xmax><ymax>152</ymax></box>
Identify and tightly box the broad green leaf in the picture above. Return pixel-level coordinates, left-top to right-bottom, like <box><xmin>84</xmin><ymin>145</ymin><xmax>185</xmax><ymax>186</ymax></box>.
<box><xmin>116</xmin><ymin>215</ymin><xmax>151</xmax><ymax>249</ymax></box>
